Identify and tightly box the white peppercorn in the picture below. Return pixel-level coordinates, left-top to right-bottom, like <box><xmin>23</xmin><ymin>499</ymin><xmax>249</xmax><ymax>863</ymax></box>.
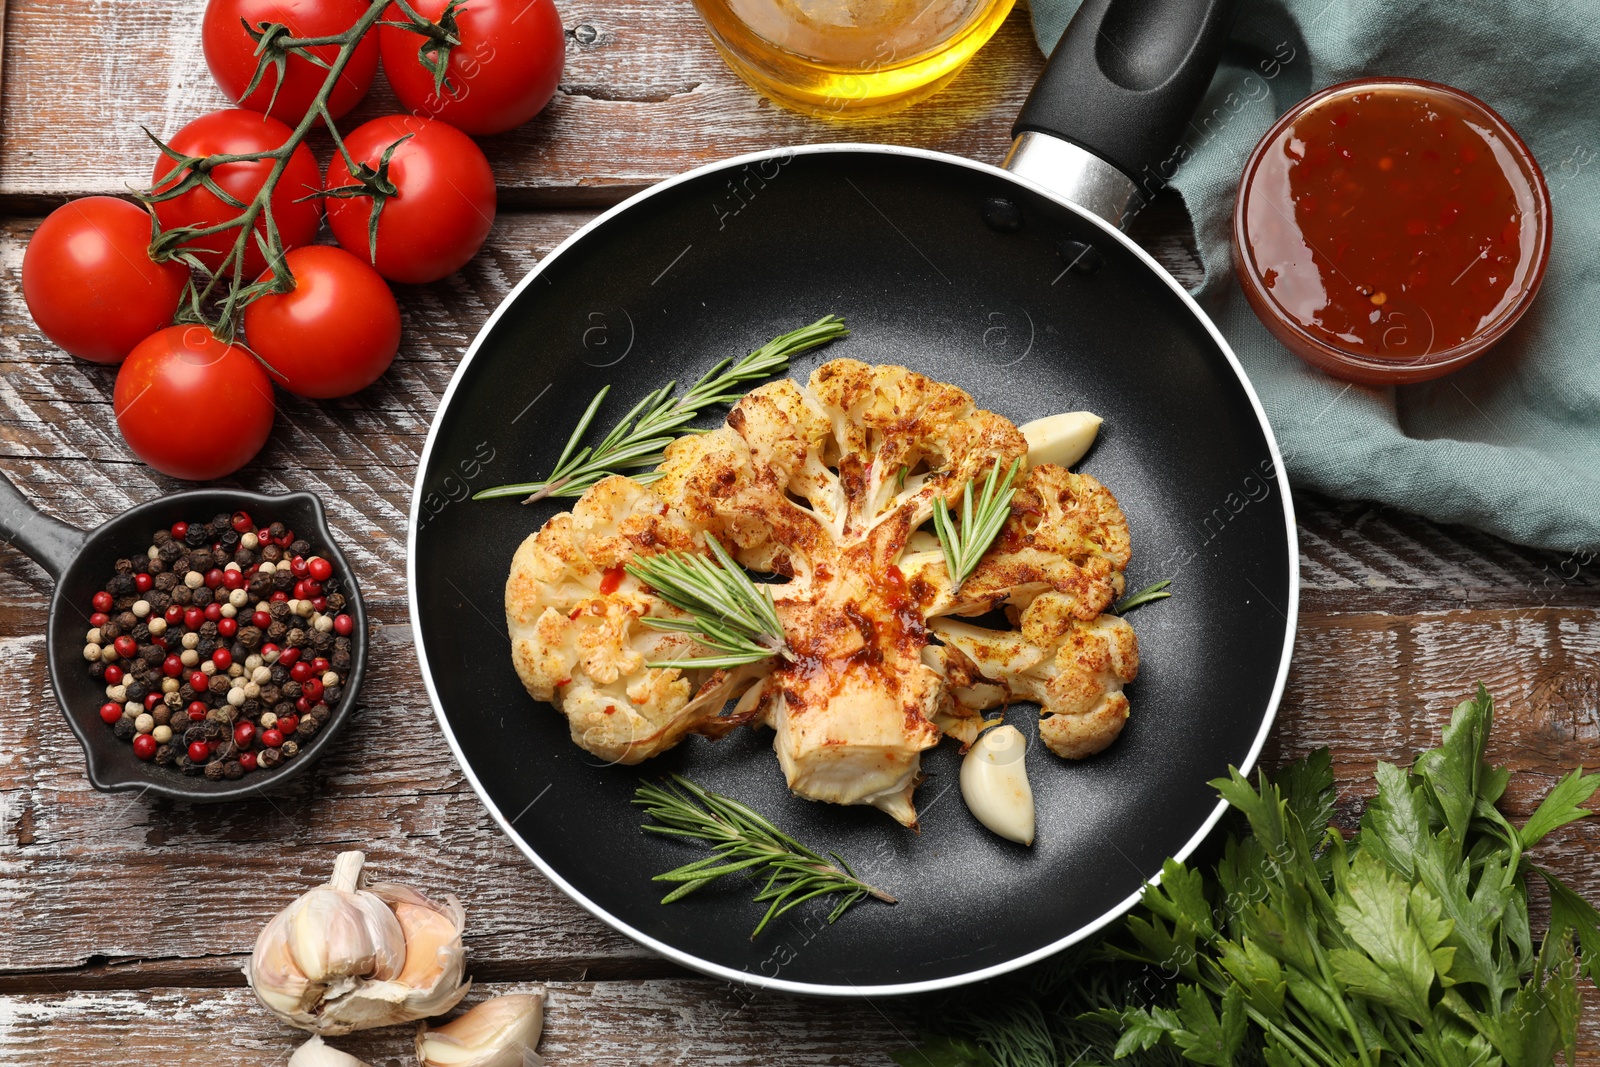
<box><xmin>132</xmin><ymin>600</ymin><xmax>151</xmax><ymax>618</ymax></box>
<box><xmin>152</xmin><ymin>724</ymin><xmax>172</xmax><ymax>744</ymax></box>
<box><xmin>84</xmin><ymin>643</ymin><xmax>102</xmax><ymax>661</ymax></box>
<box><xmin>180</xmin><ymin>649</ymin><xmax>200</xmax><ymax>667</ymax></box>
<box><xmin>147</xmin><ymin>617</ymin><xmax>167</xmax><ymax>637</ymax></box>
<box><xmin>181</xmin><ymin>632</ymin><xmax>200</xmax><ymax>650</ymax></box>
<box><xmin>86</xmin><ymin>627</ymin><xmax>103</xmax><ymax>645</ymax></box>
<box><xmin>229</xmin><ymin>588</ymin><xmax>249</xmax><ymax>608</ymax></box>
<box><xmin>184</xmin><ymin>570</ymin><xmax>204</xmax><ymax>589</ymax></box>
<box><xmin>134</xmin><ymin>713</ymin><xmax>154</xmax><ymax>734</ymax></box>
<box><xmin>226</xmin><ymin>688</ymin><xmax>246</xmax><ymax>707</ymax></box>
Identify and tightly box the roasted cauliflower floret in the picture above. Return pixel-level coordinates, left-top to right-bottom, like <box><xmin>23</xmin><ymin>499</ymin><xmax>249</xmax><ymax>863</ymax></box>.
<box><xmin>506</xmin><ymin>358</ymin><xmax>1142</xmax><ymax>825</ymax></box>
<box><xmin>505</xmin><ymin>476</ymin><xmax>759</xmax><ymax>764</ymax></box>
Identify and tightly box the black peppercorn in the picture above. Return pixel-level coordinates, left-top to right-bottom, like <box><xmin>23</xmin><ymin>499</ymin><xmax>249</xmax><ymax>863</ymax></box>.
<box><xmin>185</xmin><ymin>525</ymin><xmax>208</xmax><ymax>547</ymax></box>
<box><xmin>211</xmin><ymin>546</ymin><xmax>229</xmax><ymax>567</ymax></box>
<box><xmin>207</xmin><ymin>675</ymin><xmax>230</xmax><ymax>696</ymax></box>
<box><xmin>154</xmin><ymin>571</ymin><xmax>178</xmax><ymax>592</ymax></box>
<box><xmin>268</xmin><ymin>601</ymin><xmax>290</xmax><ymax>620</ymax></box>
<box><xmin>259</xmin><ymin>685</ymin><xmax>281</xmax><ymax>706</ymax></box>
<box><xmin>334</xmin><ymin>636</ymin><xmax>351</xmax><ymax>652</ymax></box>
<box><xmin>295</xmin><ymin>718</ymin><xmax>320</xmax><ymax>740</ymax></box>
<box><xmin>113</xmin><ymin>718</ymin><xmax>136</xmax><ymax>740</ymax></box>
<box><xmin>114</xmin><ymin>558</ymin><xmax>134</xmax><ymax>575</ymax></box>
<box><xmin>179</xmin><ymin>683</ymin><xmax>198</xmax><ymax>702</ymax></box>
<box><xmin>153</xmin><ymin>530</ymin><xmax>173</xmax><ymax>546</ymax></box>
<box><xmin>234</xmin><ymin>548</ymin><xmax>253</xmax><ymax>567</ymax></box>
<box><xmin>281</xmin><ymin>740</ymin><xmax>300</xmax><ymax>758</ymax></box>
<box><xmin>146</xmin><ymin>557</ymin><xmax>166</xmax><ymax>576</ymax></box>
<box><xmin>267</xmin><ymin>521</ymin><xmax>287</xmax><ymax>540</ymax></box>
<box><xmin>88</xmin><ymin>661</ymin><xmax>106</xmax><ymax>680</ymax></box>
<box><xmin>220</xmin><ymin>529</ymin><xmax>240</xmax><ymax>549</ymax></box>
<box><xmin>155</xmin><ymin>743</ymin><xmax>175</xmax><ymax>765</ymax></box>
<box><xmin>147</xmin><ymin>590</ymin><xmax>171</xmax><ymax>612</ymax></box>
<box><xmin>289</xmin><ymin>539</ymin><xmax>310</xmax><ymax>557</ymax></box>
<box><xmin>237</xmin><ymin>625</ymin><xmax>263</xmax><ymax>649</ymax></box>
<box><xmin>325</xmin><ymin>593</ymin><xmax>347</xmax><ymax>612</ymax></box>
<box><xmin>152</xmin><ymin>706</ymin><xmax>171</xmax><ymax>726</ymax></box>
<box><xmin>248</xmin><ymin>580</ymin><xmax>271</xmax><ymax>600</ymax></box>
<box><xmin>267</xmin><ymin>622</ymin><xmax>288</xmax><ymax>642</ymax></box>
<box><xmin>323</xmin><ymin>686</ymin><xmax>341</xmax><ymax>705</ymax></box>
<box><xmin>271</xmin><ymin>570</ymin><xmax>294</xmax><ymax>591</ymax></box>
<box><xmin>171</xmin><ymin>586</ymin><xmax>193</xmax><ymax>606</ymax></box>
<box><xmin>269</xmin><ymin>665</ymin><xmax>289</xmax><ymax>685</ymax></box>
<box><xmin>310</xmin><ymin>703</ymin><xmax>332</xmax><ymax>723</ymax></box>
<box><xmin>259</xmin><ymin>747</ymin><xmax>283</xmax><ymax>769</ymax></box>
<box><xmin>197</xmin><ymin>639</ymin><xmax>217</xmax><ymax>658</ymax></box>
<box><xmin>261</xmin><ymin>543</ymin><xmax>284</xmax><ymax>563</ymax></box>
<box><xmin>125</xmin><ymin>681</ymin><xmax>148</xmax><ymax>702</ymax></box>
<box><xmin>191</xmin><ymin>586</ymin><xmax>213</xmax><ymax>607</ymax></box>
<box><xmin>131</xmin><ymin>557</ymin><xmax>149</xmax><ymax>575</ymax></box>
<box><xmin>215</xmin><ymin>740</ymin><xmax>239</xmax><ymax>762</ymax></box>
<box><xmin>117</xmin><ymin>611</ymin><xmax>138</xmax><ymax>630</ymax></box>
<box><xmin>273</xmin><ymin>702</ymin><xmax>295</xmax><ymax>720</ymax></box>
<box><xmin>330</xmin><ymin>651</ymin><xmax>351</xmax><ymax>672</ymax></box>
<box><xmin>204</xmin><ymin>760</ymin><xmax>226</xmax><ymax>781</ymax></box>
<box><xmin>286</xmin><ymin>628</ymin><xmax>307</xmax><ymax>649</ymax></box>
<box><xmin>224</xmin><ymin>760</ymin><xmax>244</xmax><ymax>780</ymax></box>
<box><xmin>310</xmin><ymin>630</ymin><xmax>333</xmax><ymax>653</ymax></box>
<box><xmin>159</xmin><ymin>541</ymin><xmax>183</xmax><ymax>563</ymax></box>
<box><xmin>282</xmin><ymin>680</ymin><xmax>302</xmax><ymax>701</ymax></box>
<box><xmin>242</xmin><ymin>698</ymin><xmax>261</xmax><ymax>718</ymax></box>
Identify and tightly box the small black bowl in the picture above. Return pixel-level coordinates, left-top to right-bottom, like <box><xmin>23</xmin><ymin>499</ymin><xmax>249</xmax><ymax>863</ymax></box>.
<box><xmin>1</xmin><ymin>478</ymin><xmax>367</xmax><ymax>801</ymax></box>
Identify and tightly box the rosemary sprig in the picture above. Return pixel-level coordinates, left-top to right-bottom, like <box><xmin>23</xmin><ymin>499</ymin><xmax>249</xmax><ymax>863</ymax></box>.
<box><xmin>635</xmin><ymin>774</ymin><xmax>896</xmax><ymax>938</ymax></box>
<box><xmin>1114</xmin><ymin>579</ymin><xmax>1172</xmax><ymax>614</ymax></box>
<box><xmin>473</xmin><ymin>315</ymin><xmax>849</xmax><ymax>503</ymax></box>
<box><xmin>934</xmin><ymin>457</ymin><xmax>1022</xmax><ymax>592</ymax></box>
<box><xmin>627</xmin><ymin>534</ymin><xmax>791</xmax><ymax>669</ymax></box>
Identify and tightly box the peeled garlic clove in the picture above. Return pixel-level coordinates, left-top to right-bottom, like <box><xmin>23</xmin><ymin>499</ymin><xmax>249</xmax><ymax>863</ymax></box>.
<box><xmin>961</xmin><ymin>724</ymin><xmax>1035</xmax><ymax>845</ymax></box>
<box><xmin>1019</xmin><ymin>412</ymin><xmax>1101</xmax><ymax>470</ymax></box>
<box><xmin>288</xmin><ymin>1036</ymin><xmax>373</xmax><ymax>1067</ymax></box>
<box><xmin>417</xmin><ymin>993</ymin><xmax>545</xmax><ymax>1067</ymax></box>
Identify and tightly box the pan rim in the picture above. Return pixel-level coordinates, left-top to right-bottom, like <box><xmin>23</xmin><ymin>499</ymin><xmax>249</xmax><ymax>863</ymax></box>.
<box><xmin>407</xmin><ymin>141</ymin><xmax>1300</xmax><ymax>997</ymax></box>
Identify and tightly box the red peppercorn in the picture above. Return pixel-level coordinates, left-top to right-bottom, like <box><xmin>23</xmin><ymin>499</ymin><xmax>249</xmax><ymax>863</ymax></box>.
<box><xmin>239</xmin><ymin>752</ymin><xmax>258</xmax><ymax>772</ymax></box>
<box><xmin>165</xmin><ymin>605</ymin><xmax>184</xmax><ymax>626</ymax></box>
<box><xmin>203</xmin><ymin>602</ymin><xmax>223</xmax><ymax>622</ymax></box>
<box><xmin>223</xmin><ymin>569</ymin><xmax>245</xmax><ymax>591</ymax></box>
<box><xmin>270</xmin><ymin>591</ymin><xmax>288</xmax><ymax>602</ymax></box>
<box><xmin>184</xmin><ymin>607</ymin><xmax>204</xmax><ymax>630</ymax></box>
<box><xmin>290</xmin><ymin>661</ymin><xmax>313</xmax><ymax>683</ymax></box>
<box><xmin>261</xmin><ymin>642</ymin><xmax>279</xmax><ymax>659</ymax></box>
<box><xmin>90</xmin><ymin>611</ymin><xmax>110</xmax><ymax>627</ymax></box>
<box><xmin>188</xmin><ymin>671</ymin><xmax>208</xmax><ymax>692</ymax></box>
<box><xmin>151</xmin><ymin>636</ymin><xmax>168</xmax><ymax>651</ymax></box>
<box><xmin>256</xmin><ymin>527</ymin><xmax>270</xmax><ymax>541</ymax></box>
<box><xmin>187</xmin><ymin>700</ymin><xmax>207</xmax><ymax>721</ymax></box>
<box><xmin>301</xmin><ymin>678</ymin><xmax>323</xmax><ymax>703</ymax></box>
<box><xmin>204</xmin><ymin>568</ymin><xmax>224</xmax><ymax>589</ymax></box>
<box><xmin>135</xmin><ymin>572</ymin><xmax>153</xmax><ymax>592</ymax></box>
<box><xmin>253</xmin><ymin>611</ymin><xmax>272</xmax><ymax>629</ymax></box>
<box><xmin>92</xmin><ymin>590</ymin><xmax>113</xmax><ymax>613</ymax></box>
<box><xmin>278</xmin><ymin>648</ymin><xmax>301</xmax><ymax>666</ymax></box>
<box><xmin>99</xmin><ymin>702</ymin><xmax>122</xmax><ymax>724</ymax></box>
<box><xmin>276</xmin><ymin>529</ymin><xmax>295</xmax><ymax>546</ymax></box>
<box><xmin>277</xmin><ymin>714</ymin><xmax>299</xmax><ymax>735</ymax></box>
<box><xmin>103</xmin><ymin>664</ymin><xmax>124</xmax><ymax>685</ymax></box>
<box><xmin>144</xmin><ymin>692</ymin><xmax>162</xmax><ymax>711</ymax></box>
<box><xmin>234</xmin><ymin>722</ymin><xmax>256</xmax><ymax>747</ymax></box>
<box><xmin>290</xmin><ymin>556</ymin><xmax>310</xmax><ymax>578</ymax></box>
<box><xmin>114</xmin><ymin>635</ymin><xmax>138</xmax><ymax>658</ymax></box>
<box><xmin>292</xmin><ymin>580</ymin><xmax>309</xmax><ymax>600</ymax></box>
<box><xmin>333</xmin><ymin>613</ymin><xmax>354</xmax><ymax>636</ymax></box>
<box><xmin>133</xmin><ymin>734</ymin><xmax>158</xmax><ymax>760</ymax></box>
<box><xmin>311</xmin><ymin>657</ymin><xmax>330</xmax><ymax>674</ymax></box>
<box><xmin>295</xmin><ymin>696</ymin><xmax>311</xmax><ymax>714</ymax></box>
<box><xmin>171</xmin><ymin>522</ymin><xmax>189</xmax><ymax>539</ymax></box>
<box><xmin>260</xmin><ymin>729</ymin><xmax>283</xmax><ymax>749</ymax></box>
<box><xmin>311</xmin><ymin>597</ymin><xmax>327</xmax><ymax>612</ymax></box>
<box><xmin>217</xmin><ymin>617</ymin><xmax>238</xmax><ymax>638</ymax></box>
<box><xmin>163</xmin><ymin>655</ymin><xmax>183</xmax><ymax>677</ymax></box>
<box><xmin>188</xmin><ymin>741</ymin><xmax>211</xmax><ymax>763</ymax></box>
<box><xmin>308</xmin><ymin>557</ymin><xmax>333</xmax><ymax>582</ymax></box>
<box><xmin>231</xmin><ymin>511</ymin><xmax>253</xmax><ymax>533</ymax></box>
<box><xmin>212</xmin><ymin>649</ymin><xmax>233</xmax><ymax>671</ymax></box>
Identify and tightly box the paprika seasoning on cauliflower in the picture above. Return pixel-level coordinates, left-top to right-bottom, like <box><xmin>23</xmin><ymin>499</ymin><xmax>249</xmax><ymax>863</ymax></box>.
<box><xmin>505</xmin><ymin>360</ymin><xmax>1139</xmax><ymax>827</ymax></box>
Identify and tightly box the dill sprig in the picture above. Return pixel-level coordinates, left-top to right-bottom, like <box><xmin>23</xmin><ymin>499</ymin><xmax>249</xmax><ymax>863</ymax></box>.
<box><xmin>627</xmin><ymin>534</ymin><xmax>791</xmax><ymax>669</ymax></box>
<box><xmin>473</xmin><ymin>315</ymin><xmax>849</xmax><ymax>503</ymax></box>
<box><xmin>1115</xmin><ymin>579</ymin><xmax>1172</xmax><ymax>615</ymax></box>
<box><xmin>634</xmin><ymin>774</ymin><xmax>896</xmax><ymax>938</ymax></box>
<box><xmin>934</xmin><ymin>457</ymin><xmax>1022</xmax><ymax>592</ymax></box>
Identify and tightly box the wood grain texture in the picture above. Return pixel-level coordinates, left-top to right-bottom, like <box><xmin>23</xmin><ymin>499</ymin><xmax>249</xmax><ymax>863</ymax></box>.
<box><xmin>0</xmin><ymin>0</ymin><xmax>1045</xmax><ymax>211</ymax></box>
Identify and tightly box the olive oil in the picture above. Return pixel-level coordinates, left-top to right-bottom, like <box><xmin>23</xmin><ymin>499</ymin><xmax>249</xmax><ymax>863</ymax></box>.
<box><xmin>691</xmin><ymin>0</ymin><xmax>1017</xmax><ymax>117</ymax></box>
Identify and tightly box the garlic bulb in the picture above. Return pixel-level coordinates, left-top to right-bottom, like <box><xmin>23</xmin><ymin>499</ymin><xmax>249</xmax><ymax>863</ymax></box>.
<box><xmin>246</xmin><ymin>851</ymin><xmax>471</xmax><ymax>1035</ymax></box>
<box><xmin>960</xmin><ymin>725</ymin><xmax>1035</xmax><ymax>845</ymax></box>
<box><xmin>287</xmin><ymin>1036</ymin><xmax>373</xmax><ymax>1067</ymax></box>
<box><xmin>417</xmin><ymin>993</ymin><xmax>545</xmax><ymax>1067</ymax></box>
<box><xmin>1019</xmin><ymin>411</ymin><xmax>1101</xmax><ymax>470</ymax></box>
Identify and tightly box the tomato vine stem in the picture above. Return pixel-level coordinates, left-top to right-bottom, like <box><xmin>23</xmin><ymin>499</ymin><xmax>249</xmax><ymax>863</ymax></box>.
<box><xmin>137</xmin><ymin>0</ymin><xmax>440</xmax><ymax>340</ymax></box>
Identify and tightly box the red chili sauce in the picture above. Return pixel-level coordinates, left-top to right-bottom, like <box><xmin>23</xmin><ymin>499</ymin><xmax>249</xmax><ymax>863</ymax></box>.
<box><xmin>1237</xmin><ymin>80</ymin><xmax>1547</xmax><ymax>377</ymax></box>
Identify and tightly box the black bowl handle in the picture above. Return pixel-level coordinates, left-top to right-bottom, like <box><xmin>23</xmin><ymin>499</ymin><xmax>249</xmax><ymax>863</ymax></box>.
<box><xmin>1006</xmin><ymin>0</ymin><xmax>1239</xmax><ymax>225</ymax></box>
<box><xmin>0</xmin><ymin>471</ymin><xmax>88</xmax><ymax>580</ymax></box>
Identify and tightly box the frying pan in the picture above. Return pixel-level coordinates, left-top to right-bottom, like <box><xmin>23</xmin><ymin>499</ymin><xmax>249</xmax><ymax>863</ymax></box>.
<box><xmin>0</xmin><ymin>475</ymin><xmax>367</xmax><ymax>801</ymax></box>
<box><xmin>409</xmin><ymin>0</ymin><xmax>1297</xmax><ymax>994</ymax></box>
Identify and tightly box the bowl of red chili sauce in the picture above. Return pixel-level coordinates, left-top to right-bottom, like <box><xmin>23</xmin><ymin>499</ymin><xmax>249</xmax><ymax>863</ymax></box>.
<box><xmin>1233</xmin><ymin>78</ymin><xmax>1551</xmax><ymax>385</ymax></box>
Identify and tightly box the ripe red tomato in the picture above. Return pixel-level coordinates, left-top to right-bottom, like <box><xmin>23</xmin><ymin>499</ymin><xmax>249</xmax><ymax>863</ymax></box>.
<box><xmin>324</xmin><ymin>115</ymin><xmax>496</xmax><ymax>284</ymax></box>
<box><xmin>203</xmin><ymin>0</ymin><xmax>379</xmax><ymax>123</ymax></box>
<box><xmin>21</xmin><ymin>197</ymin><xmax>188</xmax><ymax>364</ymax></box>
<box><xmin>242</xmin><ymin>245</ymin><xmax>401</xmax><ymax>398</ymax></box>
<box><xmin>378</xmin><ymin>0</ymin><xmax>564</xmax><ymax>135</ymax></box>
<box><xmin>150</xmin><ymin>109</ymin><xmax>324</xmax><ymax>278</ymax></box>
<box><xmin>114</xmin><ymin>325</ymin><xmax>276</xmax><ymax>480</ymax></box>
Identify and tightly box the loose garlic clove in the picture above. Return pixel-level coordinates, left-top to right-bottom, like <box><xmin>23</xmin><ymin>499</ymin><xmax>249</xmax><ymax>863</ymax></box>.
<box><xmin>246</xmin><ymin>852</ymin><xmax>470</xmax><ymax>1035</ymax></box>
<box><xmin>287</xmin><ymin>1036</ymin><xmax>373</xmax><ymax>1067</ymax></box>
<box><xmin>960</xmin><ymin>725</ymin><xmax>1035</xmax><ymax>845</ymax></box>
<box><xmin>417</xmin><ymin>993</ymin><xmax>545</xmax><ymax>1067</ymax></box>
<box><xmin>1019</xmin><ymin>412</ymin><xmax>1102</xmax><ymax>470</ymax></box>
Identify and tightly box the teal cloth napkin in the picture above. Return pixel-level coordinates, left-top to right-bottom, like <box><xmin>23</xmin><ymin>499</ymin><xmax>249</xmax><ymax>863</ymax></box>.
<box><xmin>1028</xmin><ymin>0</ymin><xmax>1600</xmax><ymax>552</ymax></box>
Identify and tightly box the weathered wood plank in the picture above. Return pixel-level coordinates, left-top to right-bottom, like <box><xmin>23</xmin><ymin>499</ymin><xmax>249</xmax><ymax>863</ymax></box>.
<box><xmin>0</xmin><ymin>0</ymin><xmax>1046</xmax><ymax>210</ymax></box>
<box><xmin>0</xmin><ymin>981</ymin><xmax>909</xmax><ymax>1066</ymax></box>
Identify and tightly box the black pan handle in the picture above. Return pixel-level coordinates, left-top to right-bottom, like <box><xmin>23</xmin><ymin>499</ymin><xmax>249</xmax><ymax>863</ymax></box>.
<box><xmin>1005</xmin><ymin>0</ymin><xmax>1239</xmax><ymax>224</ymax></box>
<box><xmin>0</xmin><ymin>471</ymin><xmax>87</xmax><ymax>580</ymax></box>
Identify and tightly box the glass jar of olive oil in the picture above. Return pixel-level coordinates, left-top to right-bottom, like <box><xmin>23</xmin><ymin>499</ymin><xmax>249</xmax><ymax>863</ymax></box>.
<box><xmin>691</xmin><ymin>0</ymin><xmax>1018</xmax><ymax>117</ymax></box>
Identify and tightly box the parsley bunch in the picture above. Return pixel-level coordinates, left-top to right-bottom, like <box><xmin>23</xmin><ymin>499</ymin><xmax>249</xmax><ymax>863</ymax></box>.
<box><xmin>897</xmin><ymin>685</ymin><xmax>1599</xmax><ymax>1066</ymax></box>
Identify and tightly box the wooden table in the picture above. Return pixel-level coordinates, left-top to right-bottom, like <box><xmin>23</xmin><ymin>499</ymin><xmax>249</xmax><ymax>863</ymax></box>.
<box><xmin>0</xmin><ymin>3</ymin><xmax>1595</xmax><ymax>1062</ymax></box>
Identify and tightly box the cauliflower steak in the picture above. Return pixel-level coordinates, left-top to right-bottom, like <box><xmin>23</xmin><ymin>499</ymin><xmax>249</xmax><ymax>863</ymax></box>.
<box><xmin>505</xmin><ymin>359</ymin><xmax>1140</xmax><ymax>826</ymax></box>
